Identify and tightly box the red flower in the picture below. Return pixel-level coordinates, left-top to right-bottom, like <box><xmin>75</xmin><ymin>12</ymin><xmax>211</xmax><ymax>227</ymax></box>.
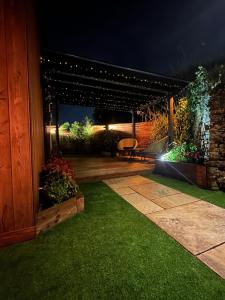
<box><xmin>43</xmin><ymin>157</ymin><xmax>75</xmax><ymax>180</ymax></box>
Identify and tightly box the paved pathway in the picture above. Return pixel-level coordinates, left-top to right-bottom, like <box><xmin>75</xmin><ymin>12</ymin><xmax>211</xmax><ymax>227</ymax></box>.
<box><xmin>103</xmin><ymin>175</ymin><xmax>225</xmax><ymax>279</ymax></box>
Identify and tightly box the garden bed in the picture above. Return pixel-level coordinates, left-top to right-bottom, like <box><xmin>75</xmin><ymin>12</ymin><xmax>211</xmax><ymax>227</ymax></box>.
<box><xmin>36</xmin><ymin>194</ymin><xmax>84</xmax><ymax>234</ymax></box>
<box><xmin>154</xmin><ymin>160</ymin><xmax>207</xmax><ymax>188</ymax></box>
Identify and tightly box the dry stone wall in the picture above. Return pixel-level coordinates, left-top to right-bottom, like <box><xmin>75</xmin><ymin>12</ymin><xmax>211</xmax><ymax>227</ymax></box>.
<box><xmin>207</xmin><ymin>88</ymin><xmax>225</xmax><ymax>190</ymax></box>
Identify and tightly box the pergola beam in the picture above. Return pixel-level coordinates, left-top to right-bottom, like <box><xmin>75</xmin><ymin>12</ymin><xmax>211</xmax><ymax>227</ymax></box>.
<box><xmin>46</xmin><ymin>78</ymin><xmax>166</xmax><ymax>99</ymax></box>
<box><xmin>41</xmin><ymin>50</ymin><xmax>188</xmax><ymax>116</ymax></box>
<box><xmin>42</xmin><ymin>49</ymin><xmax>188</xmax><ymax>86</ymax></box>
<box><xmin>53</xmin><ymin>70</ymin><xmax>169</xmax><ymax>95</ymax></box>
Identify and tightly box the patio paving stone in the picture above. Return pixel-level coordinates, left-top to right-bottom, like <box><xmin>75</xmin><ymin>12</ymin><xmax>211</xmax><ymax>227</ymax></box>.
<box><xmin>149</xmin><ymin>193</ymin><xmax>199</xmax><ymax>209</ymax></box>
<box><xmin>122</xmin><ymin>193</ymin><xmax>163</xmax><ymax>214</ymax></box>
<box><xmin>111</xmin><ymin>187</ymin><xmax>136</xmax><ymax>196</ymax></box>
<box><xmin>147</xmin><ymin>201</ymin><xmax>225</xmax><ymax>255</ymax></box>
<box><xmin>104</xmin><ymin>175</ymin><xmax>225</xmax><ymax>279</ymax></box>
<box><xmin>198</xmin><ymin>243</ymin><xmax>225</xmax><ymax>279</ymax></box>
<box><xmin>130</xmin><ymin>182</ymin><xmax>180</xmax><ymax>200</ymax></box>
<box><xmin>104</xmin><ymin>175</ymin><xmax>153</xmax><ymax>189</ymax></box>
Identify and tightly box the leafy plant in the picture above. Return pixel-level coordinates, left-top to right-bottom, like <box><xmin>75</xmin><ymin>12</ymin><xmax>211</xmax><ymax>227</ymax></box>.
<box><xmin>163</xmin><ymin>144</ymin><xmax>188</xmax><ymax>162</ymax></box>
<box><xmin>59</xmin><ymin>122</ymin><xmax>70</xmax><ymax>134</ymax></box>
<box><xmin>43</xmin><ymin>172</ymin><xmax>77</xmax><ymax>204</ymax></box>
<box><xmin>174</xmin><ymin>98</ymin><xmax>190</xmax><ymax>144</ymax></box>
<box><xmin>82</xmin><ymin>117</ymin><xmax>93</xmax><ymax>143</ymax></box>
<box><xmin>70</xmin><ymin>121</ymin><xmax>81</xmax><ymax>140</ymax></box>
<box><xmin>40</xmin><ymin>157</ymin><xmax>78</xmax><ymax>206</ymax></box>
<box><xmin>163</xmin><ymin>143</ymin><xmax>202</xmax><ymax>163</ymax></box>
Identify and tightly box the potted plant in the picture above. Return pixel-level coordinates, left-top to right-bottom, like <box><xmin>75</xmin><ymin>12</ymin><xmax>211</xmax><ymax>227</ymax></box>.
<box><xmin>154</xmin><ymin>143</ymin><xmax>207</xmax><ymax>188</ymax></box>
<box><xmin>38</xmin><ymin>156</ymin><xmax>84</xmax><ymax>233</ymax></box>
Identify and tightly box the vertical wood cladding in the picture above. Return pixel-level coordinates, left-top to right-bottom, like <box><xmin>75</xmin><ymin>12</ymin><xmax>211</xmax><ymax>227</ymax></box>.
<box><xmin>0</xmin><ymin>0</ymin><xmax>44</xmax><ymax>246</ymax></box>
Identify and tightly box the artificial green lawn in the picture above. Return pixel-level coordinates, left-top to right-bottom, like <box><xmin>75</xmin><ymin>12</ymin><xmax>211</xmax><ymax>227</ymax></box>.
<box><xmin>1</xmin><ymin>178</ymin><xmax>225</xmax><ymax>300</ymax></box>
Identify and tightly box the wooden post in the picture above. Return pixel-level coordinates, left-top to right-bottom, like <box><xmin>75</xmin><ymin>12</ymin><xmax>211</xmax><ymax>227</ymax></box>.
<box><xmin>168</xmin><ymin>96</ymin><xmax>175</xmax><ymax>147</ymax></box>
<box><xmin>131</xmin><ymin>109</ymin><xmax>136</xmax><ymax>138</ymax></box>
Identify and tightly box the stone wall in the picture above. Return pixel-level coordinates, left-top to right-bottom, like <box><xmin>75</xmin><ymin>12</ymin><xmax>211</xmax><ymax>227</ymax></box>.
<box><xmin>207</xmin><ymin>88</ymin><xmax>225</xmax><ymax>190</ymax></box>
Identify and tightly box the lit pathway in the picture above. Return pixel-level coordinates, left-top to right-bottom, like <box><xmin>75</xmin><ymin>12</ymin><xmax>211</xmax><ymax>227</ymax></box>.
<box><xmin>103</xmin><ymin>175</ymin><xmax>225</xmax><ymax>279</ymax></box>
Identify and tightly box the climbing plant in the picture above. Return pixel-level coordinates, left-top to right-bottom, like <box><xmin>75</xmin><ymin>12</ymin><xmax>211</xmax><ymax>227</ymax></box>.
<box><xmin>174</xmin><ymin>98</ymin><xmax>190</xmax><ymax>145</ymax></box>
<box><xmin>186</xmin><ymin>65</ymin><xmax>223</xmax><ymax>158</ymax></box>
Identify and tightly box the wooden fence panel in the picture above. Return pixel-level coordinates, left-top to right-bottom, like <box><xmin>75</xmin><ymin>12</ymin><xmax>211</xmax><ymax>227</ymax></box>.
<box><xmin>0</xmin><ymin>1</ymin><xmax>14</xmax><ymax>233</ymax></box>
<box><xmin>5</xmin><ymin>0</ymin><xmax>34</xmax><ymax>229</ymax></box>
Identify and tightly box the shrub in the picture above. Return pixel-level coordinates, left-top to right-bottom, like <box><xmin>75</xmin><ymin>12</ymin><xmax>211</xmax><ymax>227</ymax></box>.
<box><xmin>40</xmin><ymin>157</ymin><xmax>78</xmax><ymax>207</ymax></box>
<box><xmin>70</xmin><ymin>121</ymin><xmax>81</xmax><ymax>140</ymax></box>
<box><xmin>59</xmin><ymin>122</ymin><xmax>70</xmax><ymax>134</ymax></box>
<box><xmin>43</xmin><ymin>172</ymin><xmax>77</xmax><ymax>204</ymax></box>
<box><xmin>82</xmin><ymin>117</ymin><xmax>93</xmax><ymax>142</ymax></box>
<box><xmin>163</xmin><ymin>144</ymin><xmax>188</xmax><ymax>162</ymax></box>
<box><xmin>163</xmin><ymin>143</ymin><xmax>203</xmax><ymax>164</ymax></box>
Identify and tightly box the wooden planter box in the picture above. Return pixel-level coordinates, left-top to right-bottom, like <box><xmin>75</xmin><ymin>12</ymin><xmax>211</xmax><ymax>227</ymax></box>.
<box><xmin>154</xmin><ymin>160</ymin><xmax>207</xmax><ymax>188</ymax></box>
<box><xmin>36</xmin><ymin>194</ymin><xmax>84</xmax><ymax>234</ymax></box>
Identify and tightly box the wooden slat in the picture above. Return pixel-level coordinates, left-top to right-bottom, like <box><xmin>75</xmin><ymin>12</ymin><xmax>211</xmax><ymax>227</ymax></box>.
<box><xmin>37</xmin><ymin>196</ymin><xmax>84</xmax><ymax>234</ymax></box>
<box><xmin>0</xmin><ymin>2</ymin><xmax>7</xmax><ymax>99</ymax></box>
<box><xmin>0</xmin><ymin>226</ymin><xmax>36</xmax><ymax>248</ymax></box>
<box><xmin>5</xmin><ymin>0</ymin><xmax>34</xmax><ymax>229</ymax></box>
<box><xmin>0</xmin><ymin>1</ymin><xmax>14</xmax><ymax>233</ymax></box>
<box><xmin>26</xmin><ymin>0</ymin><xmax>45</xmax><ymax>216</ymax></box>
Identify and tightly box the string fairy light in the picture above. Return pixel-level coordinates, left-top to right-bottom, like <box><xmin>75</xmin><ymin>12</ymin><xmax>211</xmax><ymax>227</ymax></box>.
<box><xmin>41</xmin><ymin>51</ymin><xmax>188</xmax><ymax>112</ymax></box>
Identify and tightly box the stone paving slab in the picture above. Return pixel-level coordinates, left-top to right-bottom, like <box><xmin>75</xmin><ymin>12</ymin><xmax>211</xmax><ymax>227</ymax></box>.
<box><xmin>103</xmin><ymin>175</ymin><xmax>154</xmax><ymax>189</ymax></box>
<box><xmin>111</xmin><ymin>187</ymin><xmax>136</xmax><ymax>196</ymax></box>
<box><xmin>104</xmin><ymin>175</ymin><xmax>225</xmax><ymax>278</ymax></box>
<box><xmin>122</xmin><ymin>193</ymin><xmax>163</xmax><ymax>214</ymax></box>
<box><xmin>131</xmin><ymin>182</ymin><xmax>180</xmax><ymax>201</ymax></box>
<box><xmin>198</xmin><ymin>243</ymin><xmax>225</xmax><ymax>278</ymax></box>
<box><xmin>150</xmin><ymin>193</ymin><xmax>199</xmax><ymax>209</ymax></box>
<box><xmin>147</xmin><ymin>201</ymin><xmax>225</xmax><ymax>255</ymax></box>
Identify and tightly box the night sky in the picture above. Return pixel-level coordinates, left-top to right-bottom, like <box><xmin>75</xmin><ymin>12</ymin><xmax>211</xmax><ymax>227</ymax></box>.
<box><xmin>38</xmin><ymin>0</ymin><xmax>225</xmax><ymax>122</ymax></box>
<box><xmin>39</xmin><ymin>0</ymin><xmax>225</xmax><ymax>74</ymax></box>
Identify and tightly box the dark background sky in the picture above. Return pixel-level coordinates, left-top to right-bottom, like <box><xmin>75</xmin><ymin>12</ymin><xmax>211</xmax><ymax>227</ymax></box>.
<box><xmin>38</xmin><ymin>0</ymin><xmax>225</xmax><ymax>123</ymax></box>
<box><xmin>39</xmin><ymin>0</ymin><xmax>225</xmax><ymax>75</ymax></box>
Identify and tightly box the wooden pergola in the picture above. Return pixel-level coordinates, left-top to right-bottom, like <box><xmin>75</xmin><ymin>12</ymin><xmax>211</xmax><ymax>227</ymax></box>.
<box><xmin>41</xmin><ymin>50</ymin><xmax>188</xmax><ymax>149</ymax></box>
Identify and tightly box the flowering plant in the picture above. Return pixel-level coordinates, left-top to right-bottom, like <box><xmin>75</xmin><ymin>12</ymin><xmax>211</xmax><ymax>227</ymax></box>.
<box><xmin>184</xmin><ymin>150</ymin><xmax>204</xmax><ymax>164</ymax></box>
<box><xmin>43</xmin><ymin>157</ymin><xmax>75</xmax><ymax>181</ymax></box>
<box><xmin>40</xmin><ymin>157</ymin><xmax>78</xmax><ymax>207</ymax></box>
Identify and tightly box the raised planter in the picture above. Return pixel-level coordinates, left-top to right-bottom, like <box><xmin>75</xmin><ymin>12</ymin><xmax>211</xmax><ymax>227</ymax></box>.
<box><xmin>154</xmin><ymin>160</ymin><xmax>207</xmax><ymax>188</ymax></box>
<box><xmin>36</xmin><ymin>194</ymin><xmax>84</xmax><ymax>234</ymax></box>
